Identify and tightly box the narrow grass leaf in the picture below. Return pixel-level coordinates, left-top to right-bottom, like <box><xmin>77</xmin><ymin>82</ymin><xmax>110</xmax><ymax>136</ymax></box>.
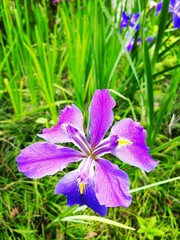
<box><xmin>130</xmin><ymin>177</ymin><xmax>180</xmax><ymax>193</ymax></box>
<box><xmin>143</xmin><ymin>41</ymin><xmax>154</xmax><ymax>145</ymax></box>
<box><xmin>61</xmin><ymin>215</ymin><xmax>135</xmax><ymax>230</ymax></box>
<box><xmin>152</xmin><ymin>0</ymin><xmax>170</xmax><ymax>67</ymax></box>
<box><xmin>151</xmin><ymin>136</ymin><xmax>180</xmax><ymax>155</ymax></box>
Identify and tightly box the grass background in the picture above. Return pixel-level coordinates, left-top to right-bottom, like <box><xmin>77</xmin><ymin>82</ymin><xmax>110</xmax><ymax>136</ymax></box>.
<box><xmin>0</xmin><ymin>0</ymin><xmax>179</xmax><ymax>239</ymax></box>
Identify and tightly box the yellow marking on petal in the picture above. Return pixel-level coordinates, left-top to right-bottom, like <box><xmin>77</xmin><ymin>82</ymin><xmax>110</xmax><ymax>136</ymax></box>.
<box><xmin>118</xmin><ymin>139</ymin><xmax>132</xmax><ymax>146</ymax></box>
<box><xmin>79</xmin><ymin>183</ymin><xmax>86</xmax><ymax>194</ymax></box>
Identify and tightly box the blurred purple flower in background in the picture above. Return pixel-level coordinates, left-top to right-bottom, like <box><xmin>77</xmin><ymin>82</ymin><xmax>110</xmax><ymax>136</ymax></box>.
<box><xmin>155</xmin><ymin>0</ymin><xmax>180</xmax><ymax>28</ymax></box>
<box><xmin>16</xmin><ymin>90</ymin><xmax>158</xmax><ymax>216</ymax></box>
<box><xmin>126</xmin><ymin>35</ymin><xmax>154</xmax><ymax>52</ymax></box>
<box><xmin>120</xmin><ymin>11</ymin><xmax>140</xmax><ymax>32</ymax></box>
<box><xmin>120</xmin><ymin>11</ymin><xmax>154</xmax><ymax>52</ymax></box>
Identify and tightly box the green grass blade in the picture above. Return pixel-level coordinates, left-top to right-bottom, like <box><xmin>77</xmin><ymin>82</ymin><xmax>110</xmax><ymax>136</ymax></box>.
<box><xmin>61</xmin><ymin>215</ymin><xmax>135</xmax><ymax>230</ymax></box>
<box><xmin>150</xmin><ymin>136</ymin><xmax>180</xmax><ymax>155</ymax></box>
<box><xmin>152</xmin><ymin>0</ymin><xmax>170</xmax><ymax>67</ymax></box>
<box><xmin>143</xmin><ymin>41</ymin><xmax>154</xmax><ymax>145</ymax></box>
<box><xmin>130</xmin><ymin>177</ymin><xmax>180</xmax><ymax>193</ymax></box>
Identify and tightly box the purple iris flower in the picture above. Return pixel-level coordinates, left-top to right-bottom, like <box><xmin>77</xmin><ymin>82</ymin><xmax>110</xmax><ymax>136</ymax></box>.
<box><xmin>120</xmin><ymin>11</ymin><xmax>140</xmax><ymax>32</ymax></box>
<box><xmin>126</xmin><ymin>37</ymin><xmax>142</xmax><ymax>52</ymax></box>
<box><xmin>16</xmin><ymin>90</ymin><xmax>158</xmax><ymax>216</ymax></box>
<box><xmin>155</xmin><ymin>0</ymin><xmax>180</xmax><ymax>28</ymax></box>
<box><xmin>126</xmin><ymin>36</ymin><xmax>154</xmax><ymax>52</ymax></box>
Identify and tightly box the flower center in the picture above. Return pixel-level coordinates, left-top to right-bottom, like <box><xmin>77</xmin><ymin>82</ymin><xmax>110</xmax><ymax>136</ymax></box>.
<box><xmin>77</xmin><ymin>157</ymin><xmax>94</xmax><ymax>194</ymax></box>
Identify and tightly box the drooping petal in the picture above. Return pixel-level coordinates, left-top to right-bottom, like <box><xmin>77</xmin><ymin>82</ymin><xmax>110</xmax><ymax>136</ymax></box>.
<box><xmin>38</xmin><ymin>104</ymin><xmax>84</xmax><ymax>143</ymax></box>
<box><xmin>94</xmin><ymin>158</ymin><xmax>132</xmax><ymax>208</ymax></box>
<box><xmin>155</xmin><ymin>2</ymin><xmax>163</xmax><ymax>16</ymax></box>
<box><xmin>172</xmin><ymin>13</ymin><xmax>180</xmax><ymax>28</ymax></box>
<box><xmin>110</xmin><ymin>118</ymin><xmax>159</xmax><ymax>172</ymax></box>
<box><xmin>110</xmin><ymin>118</ymin><xmax>147</xmax><ymax>149</ymax></box>
<box><xmin>55</xmin><ymin>170</ymin><xmax>107</xmax><ymax>216</ymax></box>
<box><xmin>112</xmin><ymin>144</ymin><xmax>159</xmax><ymax>172</ymax></box>
<box><xmin>89</xmin><ymin>90</ymin><xmax>116</xmax><ymax>148</ymax></box>
<box><xmin>16</xmin><ymin>142</ymin><xmax>84</xmax><ymax>179</ymax></box>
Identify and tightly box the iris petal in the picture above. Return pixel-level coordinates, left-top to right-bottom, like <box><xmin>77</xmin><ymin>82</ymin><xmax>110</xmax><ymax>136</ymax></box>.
<box><xmin>92</xmin><ymin>135</ymin><xmax>118</xmax><ymax>157</ymax></box>
<box><xmin>155</xmin><ymin>2</ymin><xmax>163</xmax><ymax>15</ymax></box>
<box><xmin>16</xmin><ymin>142</ymin><xmax>83</xmax><ymax>179</ymax></box>
<box><xmin>173</xmin><ymin>13</ymin><xmax>180</xmax><ymax>28</ymax></box>
<box><xmin>126</xmin><ymin>38</ymin><xmax>135</xmax><ymax>52</ymax></box>
<box><xmin>110</xmin><ymin>118</ymin><xmax>148</xmax><ymax>149</ymax></box>
<box><xmin>89</xmin><ymin>89</ymin><xmax>116</xmax><ymax>148</ymax></box>
<box><xmin>170</xmin><ymin>0</ymin><xmax>176</xmax><ymax>8</ymax></box>
<box><xmin>38</xmin><ymin>104</ymin><xmax>84</xmax><ymax>143</ymax></box>
<box><xmin>66</xmin><ymin>125</ymin><xmax>91</xmax><ymax>155</ymax></box>
<box><xmin>120</xmin><ymin>11</ymin><xmax>130</xmax><ymax>31</ymax></box>
<box><xmin>94</xmin><ymin>158</ymin><xmax>132</xmax><ymax>207</ymax></box>
<box><xmin>130</xmin><ymin>13</ymin><xmax>140</xmax><ymax>30</ymax></box>
<box><xmin>55</xmin><ymin>170</ymin><xmax>107</xmax><ymax>216</ymax></box>
<box><xmin>110</xmin><ymin>118</ymin><xmax>159</xmax><ymax>172</ymax></box>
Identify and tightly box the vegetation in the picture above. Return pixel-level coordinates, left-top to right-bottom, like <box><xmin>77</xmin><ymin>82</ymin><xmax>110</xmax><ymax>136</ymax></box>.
<box><xmin>0</xmin><ymin>0</ymin><xmax>179</xmax><ymax>239</ymax></box>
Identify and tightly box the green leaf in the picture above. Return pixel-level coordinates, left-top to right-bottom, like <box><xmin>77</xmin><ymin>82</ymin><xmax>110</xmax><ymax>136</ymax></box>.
<box><xmin>61</xmin><ymin>215</ymin><xmax>135</xmax><ymax>230</ymax></box>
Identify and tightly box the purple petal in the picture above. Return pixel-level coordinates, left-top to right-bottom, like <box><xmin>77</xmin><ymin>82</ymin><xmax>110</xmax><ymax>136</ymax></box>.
<box><xmin>92</xmin><ymin>135</ymin><xmax>118</xmax><ymax>157</ymax></box>
<box><xmin>16</xmin><ymin>142</ymin><xmax>83</xmax><ymax>179</ymax></box>
<box><xmin>110</xmin><ymin>118</ymin><xmax>148</xmax><ymax>149</ymax></box>
<box><xmin>130</xmin><ymin>12</ymin><xmax>140</xmax><ymax>30</ymax></box>
<box><xmin>170</xmin><ymin>0</ymin><xmax>176</xmax><ymax>8</ymax></box>
<box><xmin>120</xmin><ymin>11</ymin><xmax>130</xmax><ymax>31</ymax></box>
<box><xmin>137</xmin><ymin>37</ymin><xmax>142</xmax><ymax>45</ymax></box>
<box><xmin>126</xmin><ymin>38</ymin><xmax>135</xmax><ymax>52</ymax></box>
<box><xmin>89</xmin><ymin>90</ymin><xmax>116</xmax><ymax>148</ymax></box>
<box><xmin>146</xmin><ymin>36</ymin><xmax>154</xmax><ymax>42</ymax></box>
<box><xmin>38</xmin><ymin>104</ymin><xmax>84</xmax><ymax>143</ymax></box>
<box><xmin>110</xmin><ymin>118</ymin><xmax>159</xmax><ymax>172</ymax></box>
<box><xmin>172</xmin><ymin>13</ymin><xmax>180</xmax><ymax>28</ymax></box>
<box><xmin>112</xmin><ymin>144</ymin><xmax>159</xmax><ymax>172</ymax></box>
<box><xmin>155</xmin><ymin>2</ymin><xmax>163</xmax><ymax>16</ymax></box>
<box><xmin>94</xmin><ymin>158</ymin><xmax>132</xmax><ymax>207</ymax></box>
<box><xmin>55</xmin><ymin>170</ymin><xmax>107</xmax><ymax>216</ymax></box>
<box><xmin>66</xmin><ymin>125</ymin><xmax>91</xmax><ymax>155</ymax></box>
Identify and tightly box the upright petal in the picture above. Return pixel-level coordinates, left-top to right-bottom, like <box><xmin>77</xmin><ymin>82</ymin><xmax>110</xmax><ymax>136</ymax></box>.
<box><xmin>120</xmin><ymin>11</ymin><xmax>130</xmax><ymax>31</ymax></box>
<box><xmin>89</xmin><ymin>90</ymin><xmax>116</xmax><ymax>148</ymax></box>
<box><xmin>66</xmin><ymin>125</ymin><xmax>91</xmax><ymax>155</ymax></box>
<box><xmin>94</xmin><ymin>158</ymin><xmax>132</xmax><ymax>208</ymax></box>
<box><xmin>110</xmin><ymin>118</ymin><xmax>159</xmax><ymax>172</ymax></box>
<box><xmin>155</xmin><ymin>2</ymin><xmax>163</xmax><ymax>16</ymax></box>
<box><xmin>55</xmin><ymin>170</ymin><xmax>107</xmax><ymax>216</ymax></box>
<box><xmin>170</xmin><ymin>0</ymin><xmax>176</xmax><ymax>8</ymax></box>
<box><xmin>38</xmin><ymin>104</ymin><xmax>84</xmax><ymax>143</ymax></box>
<box><xmin>130</xmin><ymin>12</ymin><xmax>140</xmax><ymax>30</ymax></box>
<box><xmin>172</xmin><ymin>13</ymin><xmax>180</xmax><ymax>28</ymax></box>
<box><xmin>16</xmin><ymin>142</ymin><xmax>83</xmax><ymax>179</ymax></box>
